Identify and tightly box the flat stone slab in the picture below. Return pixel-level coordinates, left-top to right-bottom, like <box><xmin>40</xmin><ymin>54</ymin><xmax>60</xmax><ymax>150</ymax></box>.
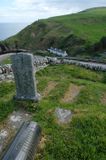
<box><xmin>55</xmin><ymin>108</ymin><xmax>72</xmax><ymax>124</ymax></box>
<box><xmin>0</xmin><ymin>110</ymin><xmax>31</xmax><ymax>154</ymax></box>
<box><xmin>1</xmin><ymin>121</ymin><xmax>41</xmax><ymax>160</ymax></box>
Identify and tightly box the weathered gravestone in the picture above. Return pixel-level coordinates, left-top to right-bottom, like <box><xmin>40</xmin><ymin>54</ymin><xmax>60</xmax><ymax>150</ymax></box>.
<box><xmin>11</xmin><ymin>53</ymin><xmax>40</xmax><ymax>101</ymax></box>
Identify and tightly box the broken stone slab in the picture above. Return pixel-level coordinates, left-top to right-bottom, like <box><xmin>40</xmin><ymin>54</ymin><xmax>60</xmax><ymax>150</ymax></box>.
<box><xmin>1</xmin><ymin>121</ymin><xmax>41</xmax><ymax>160</ymax></box>
<box><xmin>55</xmin><ymin>108</ymin><xmax>72</xmax><ymax>124</ymax></box>
<box><xmin>0</xmin><ymin>130</ymin><xmax>8</xmax><ymax>143</ymax></box>
<box><xmin>0</xmin><ymin>130</ymin><xmax>8</xmax><ymax>153</ymax></box>
<box><xmin>11</xmin><ymin>53</ymin><xmax>41</xmax><ymax>102</ymax></box>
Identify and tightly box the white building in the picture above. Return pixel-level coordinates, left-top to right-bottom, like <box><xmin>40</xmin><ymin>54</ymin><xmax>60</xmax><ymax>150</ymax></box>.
<box><xmin>48</xmin><ymin>47</ymin><xmax>68</xmax><ymax>57</ymax></box>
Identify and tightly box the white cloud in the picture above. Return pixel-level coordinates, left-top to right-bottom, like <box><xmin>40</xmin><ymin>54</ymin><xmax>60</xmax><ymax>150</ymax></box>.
<box><xmin>14</xmin><ymin>0</ymin><xmax>39</xmax><ymax>8</ymax></box>
<box><xmin>0</xmin><ymin>0</ymin><xmax>106</xmax><ymax>22</ymax></box>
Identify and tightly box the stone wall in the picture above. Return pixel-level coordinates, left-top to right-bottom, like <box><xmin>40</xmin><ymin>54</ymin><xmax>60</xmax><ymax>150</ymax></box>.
<box><xmin>1</xmin><ymin>54</ymin><xmax>106</xmax><ymax>82</ymax></box>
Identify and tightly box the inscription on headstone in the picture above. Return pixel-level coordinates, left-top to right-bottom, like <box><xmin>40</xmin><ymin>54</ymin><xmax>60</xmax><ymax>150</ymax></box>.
<box><xmin>11</xmin><ymin>53</ymin><xmax>40</xmax><ymax>101</ymax></box>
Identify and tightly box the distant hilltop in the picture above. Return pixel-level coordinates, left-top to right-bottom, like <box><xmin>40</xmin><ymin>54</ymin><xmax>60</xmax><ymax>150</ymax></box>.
<box><xmin>3</xmin><ymin>7</ymin><xmax>106</xmax><ymax>58</ymax></box>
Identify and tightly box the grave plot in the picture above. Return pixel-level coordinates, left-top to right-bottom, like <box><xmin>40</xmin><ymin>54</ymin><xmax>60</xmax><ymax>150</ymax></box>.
<box><xmin>61</xmin><ymin>84</ymin><xmax>83</xmax><ymax>103</ymax></box>
<box><xmin>42</xmin><ymin>81</ymin><xmax>58</xmax><ymax>97</ymax></box>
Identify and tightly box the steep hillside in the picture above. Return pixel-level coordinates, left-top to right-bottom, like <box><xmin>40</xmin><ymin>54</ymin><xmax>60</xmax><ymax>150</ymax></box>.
<box><xmin>5</xmin><ymin>7</ymin><xmax>106</xmax><ymax>56</ymax></box>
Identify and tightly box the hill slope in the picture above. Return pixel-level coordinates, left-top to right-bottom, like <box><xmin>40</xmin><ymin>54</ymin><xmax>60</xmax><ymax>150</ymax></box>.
<box><xmin>5</xmin><ymin>7</ymin><xmax>106</xmax><ymax>56</ymax></box>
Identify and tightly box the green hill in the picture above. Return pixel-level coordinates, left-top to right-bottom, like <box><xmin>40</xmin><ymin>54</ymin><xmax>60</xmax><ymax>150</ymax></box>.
<box><xmin>5</xmin><ymin>7</ymin><xmax>106</xmax><ymax>57</ymax></box>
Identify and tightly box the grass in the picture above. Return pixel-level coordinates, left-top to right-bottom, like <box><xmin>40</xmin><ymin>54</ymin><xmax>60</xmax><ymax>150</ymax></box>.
<box><xmin>0</xmin><ymin>64</ymin><xmax>106</xmax><ymax>160</ymax></box>
<box><xmin>50</xmin><ymin>7</ymin><xmax>106</xmax><ymax>43</ymax></box>
<box><xmin>35</xmin><ymin>65</ymin><xmax>106</xmax><ymax>160</ymax></box>
<box><xmin>0</xmin><ymin>82</ymin><xmax>15</xmax><ymax>121</ymax></box>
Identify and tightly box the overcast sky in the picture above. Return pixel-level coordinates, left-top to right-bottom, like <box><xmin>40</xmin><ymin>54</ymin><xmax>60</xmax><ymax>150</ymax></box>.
<box><xmin>0</xmin><ymin>0</ymin><xmax>106</xmax><ymax>23</ymax></box>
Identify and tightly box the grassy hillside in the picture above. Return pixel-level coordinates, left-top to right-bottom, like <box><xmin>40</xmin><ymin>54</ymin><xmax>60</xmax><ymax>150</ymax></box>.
<box><xmin>0</xmin><ymin>64</ymin><xmax>106</xmax><ymax>159</ymax></box>
<box><xmin>5</xmin><ymin>7</ymin><xmax>106</xmax><ymax>57</ymax></box>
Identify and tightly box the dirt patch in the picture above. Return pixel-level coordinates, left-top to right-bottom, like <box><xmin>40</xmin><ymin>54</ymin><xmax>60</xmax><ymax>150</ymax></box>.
<box><xmin>35</xmin><ymin>134</ymin><xmax>47</xmax><ymax>159</ymax></box>
<box><xmin>31</xmin><ymin>32</ymin><xmax>35</xmax><ymax>38</ymax></box>
<box><xmin>43</xmin><ymin>81</ymin><xmax>57</xmax><ymax>97</ymax></box>
<box><xmin>73</xmin><ymin>108</ymin><xmax>88</xmax><ymax>114</ymax></box>
<box><xmin>39</xmin><ymin>135</ymin><xmax>46</xmax><ymax>150</ymax></box>
<box><xmin>61</xmin><ymin>84</ymin><xmax>83</xmax><ymax>103</ymax></box>
<box><xmin>101</xmin><ymin>93</ymin><xmax>106</xmax><ymax>104</ymax></box>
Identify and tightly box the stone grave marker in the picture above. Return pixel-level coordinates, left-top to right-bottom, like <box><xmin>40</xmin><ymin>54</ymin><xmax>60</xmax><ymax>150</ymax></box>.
<box><xmin>55</xmin><ymin>108</ymin><xmax>72</xmax><ymax>124</ymax></box>
<box><xmin>11</xmin><ymin>53</ymin><xmax>40</xmax><ymax>101</ymax></box>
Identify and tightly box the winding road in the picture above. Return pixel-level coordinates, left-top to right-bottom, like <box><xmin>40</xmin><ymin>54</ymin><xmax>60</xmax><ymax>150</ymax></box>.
<box><xmin>0</xmin><ymin>53</ymin><xmax>13</xmax><ymax>63</ymax></box>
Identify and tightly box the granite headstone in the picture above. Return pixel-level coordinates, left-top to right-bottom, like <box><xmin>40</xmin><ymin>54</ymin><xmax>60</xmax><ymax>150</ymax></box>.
<box><xmin>11</xmin><ymin>53</ymin><xmax>40</xmax><ymax>101</ymax></box>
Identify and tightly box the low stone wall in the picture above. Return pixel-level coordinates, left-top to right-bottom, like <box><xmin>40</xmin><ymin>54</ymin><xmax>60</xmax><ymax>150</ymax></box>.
<box><xmin>0</xmin><ymin>64</ymin><xmax>12</xmax><ymax>74</ymax></box>
<box><xmin>0</xmin><ymin>74</ymin><xmax>14</xmax><ymax>81</ymax></box>
<box><xmin>0</xmin><ymin>56</ymin><xmax>49</xmax><ymax>82</ymax></box>
<box><xmin>49</xmin><ymin>58</ymin><xmax>106</xmax><ymax>71</ymax></box>
<box><xmin>1</xmin><ymin>55</ymin><xmax>106</xmax><ymax>82</ymax></box>
<box><xmin>34</xmin><ymin>56</ymin><xmax>49</xmax><ymax>67</ymax></box>
<box><xmin>0</xmin><ymin>64</ymin><xmax>14</xmax><ymax>82</ymax></box>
